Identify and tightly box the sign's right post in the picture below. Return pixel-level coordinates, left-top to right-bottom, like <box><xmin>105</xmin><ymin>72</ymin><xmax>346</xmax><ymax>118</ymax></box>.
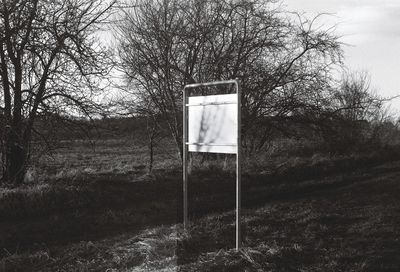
<box><xmin>235</xmin><ymin>79</ymin><xmax>241</xmax><ymax>250</ymax></box>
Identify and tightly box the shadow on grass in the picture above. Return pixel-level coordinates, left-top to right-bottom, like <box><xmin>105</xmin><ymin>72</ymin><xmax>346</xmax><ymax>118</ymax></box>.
<box><xmin>1</xmin><ymin>153</ymin><xmax>400</xmax><ymax>271</ymax></box>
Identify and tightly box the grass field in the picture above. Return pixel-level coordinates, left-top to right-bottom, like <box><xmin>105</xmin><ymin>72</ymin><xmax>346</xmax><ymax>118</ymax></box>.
<box><xmin>1</xmin><ymin>138</ymin><xmax>400</xmax><ymax>271</ymax></box>
<box><xmin>31</xmin><ymin>137</ymin><xmax>180</xmax><ymax>181</ymax></box>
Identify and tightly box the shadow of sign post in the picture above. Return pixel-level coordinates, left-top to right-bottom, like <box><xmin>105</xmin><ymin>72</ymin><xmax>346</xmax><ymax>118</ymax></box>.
<box><xmin>183</xmin><ymin>79</ymin><xmax>241</xmax><ymax>250</ymax></box>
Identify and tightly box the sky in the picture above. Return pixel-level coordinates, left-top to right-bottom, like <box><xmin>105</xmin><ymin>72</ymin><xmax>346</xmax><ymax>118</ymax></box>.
<box><xmin>284</xmin><ymin>0</ymin><xmax>400</xmax><ymax>116</ymax></box>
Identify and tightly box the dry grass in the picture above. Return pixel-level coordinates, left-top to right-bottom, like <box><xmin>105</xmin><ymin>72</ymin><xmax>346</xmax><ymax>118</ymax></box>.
<box><xmin>1</xmin><ymin>134</ymin><xmax>400</xmax><ymax>271</ymax></box>
<box><xmin>1</xmin><ymin>154</ymin><xmax>400</xmax><ymax>271</ymax></box>
<box><xmin>29</xmin><ymin>138</ymin><xmax>180</xmax><ymax>182</ymax></box>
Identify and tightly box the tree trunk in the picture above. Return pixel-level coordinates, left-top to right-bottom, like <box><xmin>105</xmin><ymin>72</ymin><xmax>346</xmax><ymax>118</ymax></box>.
<box><xmin>147</xmin><ymin>114</ymin><xmax>159</xmax><ymax>174</ymax></box>
<box><xmin>148</xmin><ymin>134</ymin><xmax>154</xmax><ymax>173</ymax></box>
<box><xmin>3</xmin><ymin>128</ymin><xmax>28</xmax><ymax>185</ymax></box>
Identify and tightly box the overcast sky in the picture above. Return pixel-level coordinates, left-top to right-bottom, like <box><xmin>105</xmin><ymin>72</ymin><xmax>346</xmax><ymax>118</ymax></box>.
<box><xmin>284</xmin><ymin>0</ymin><xmax>400</xmax><ymax>115</ymax></box>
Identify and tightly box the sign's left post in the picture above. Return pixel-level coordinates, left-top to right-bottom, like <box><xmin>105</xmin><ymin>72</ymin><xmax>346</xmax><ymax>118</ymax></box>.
<box><xmin>183</xmin><ymin>87</ymin><xmax>189</xmax><ymax>229</ymax></box>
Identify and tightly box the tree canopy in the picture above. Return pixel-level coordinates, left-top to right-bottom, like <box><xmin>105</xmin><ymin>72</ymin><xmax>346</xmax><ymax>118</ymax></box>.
<box><xmin>116</xmin><ymin>0</ymin><xmax>343</xmax><ymax>155</ymax></box>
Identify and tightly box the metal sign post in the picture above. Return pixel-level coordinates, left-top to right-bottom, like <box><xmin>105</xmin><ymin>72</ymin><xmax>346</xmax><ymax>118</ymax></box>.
<box><xmin>182</xmin><ymin>79</ymin><xmax>241</xmax><ymax>250</ymax></box>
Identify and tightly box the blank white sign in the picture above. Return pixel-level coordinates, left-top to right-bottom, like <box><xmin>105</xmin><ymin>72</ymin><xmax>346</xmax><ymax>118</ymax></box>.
<box><xmin>188</xmin><ymin>94</ymin><xmax>237</xmax><ymax>154</ymax></box>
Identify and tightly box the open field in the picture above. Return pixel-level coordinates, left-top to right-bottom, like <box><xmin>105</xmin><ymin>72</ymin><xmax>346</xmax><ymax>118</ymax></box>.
<box><xmin>1</xmin><ymin>138</ymin><xmax>400</xmax><ymax>271</ymax></box>
<box><xmin>30</xmin><ymin>137</ymin><xmax>180</xmax><ymax>182</ymax></box>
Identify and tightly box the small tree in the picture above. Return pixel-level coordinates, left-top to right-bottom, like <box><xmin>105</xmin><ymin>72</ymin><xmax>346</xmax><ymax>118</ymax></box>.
<box><xmin>140</xmin><ymin>101</ymin><xmax>163</xmax><ymax>173</ymax></box>
<box><xmin>320</xmin><ymin>71</ymin><xmax>389</xmax><ymax>153</ymax></box>
<box><xmin>0</xmin><ymin>0</ymin><xmax>116</xmax><ymax>185</ymax></box>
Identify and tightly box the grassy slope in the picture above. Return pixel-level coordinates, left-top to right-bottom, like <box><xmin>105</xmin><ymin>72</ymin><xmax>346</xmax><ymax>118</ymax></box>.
<box><xmin>1</xmin><ymin>157</ymin><xmax>400</xmax><ymax>271</ymax></box>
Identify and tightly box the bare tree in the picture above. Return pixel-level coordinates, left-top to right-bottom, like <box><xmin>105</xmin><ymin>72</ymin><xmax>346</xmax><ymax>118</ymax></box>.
<box><xmin>320</xmin><ymin>71</ymin><xmax>392</xmax><ymax>153</ymax></box>
<box><xmin>333</xmin><ymin>72</ymin><xmax>380</xmax><ymax>120</ymax></box>
<box><xmin>0</xmin><ymin>0</ymin><xmax>116</xmax><ymax>185</ymax></box>
<box><xmin>115</xmin><ymin>0</ymin><xmax>343</xmax><ymax>157</ymax></box>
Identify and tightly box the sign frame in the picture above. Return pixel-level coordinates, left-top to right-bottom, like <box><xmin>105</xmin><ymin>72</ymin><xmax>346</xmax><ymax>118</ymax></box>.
<box><xmin>182</xmin><ymin>79</ymin><xmax>241</xmax><ymax>250</ymax></box>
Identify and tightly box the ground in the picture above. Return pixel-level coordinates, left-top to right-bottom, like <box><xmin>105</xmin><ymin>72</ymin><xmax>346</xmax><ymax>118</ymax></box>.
<box><xmin>1</xmin><ymin>139</ymin><xmax>400</xmax><ymax>271</ymax></box>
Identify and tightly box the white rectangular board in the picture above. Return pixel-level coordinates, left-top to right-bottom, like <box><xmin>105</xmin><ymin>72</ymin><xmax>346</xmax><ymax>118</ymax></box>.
<box><xmin>187</xmin><ymin>94</ymin><xmax>237</xmax><ymax>154</ymax></box>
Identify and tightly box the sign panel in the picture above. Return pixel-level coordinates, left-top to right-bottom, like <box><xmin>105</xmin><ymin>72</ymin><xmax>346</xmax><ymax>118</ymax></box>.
<box><xmin>187</xmin><ymin>94</ymin><xmax>237</xmax><ymax>154</ymax></box>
